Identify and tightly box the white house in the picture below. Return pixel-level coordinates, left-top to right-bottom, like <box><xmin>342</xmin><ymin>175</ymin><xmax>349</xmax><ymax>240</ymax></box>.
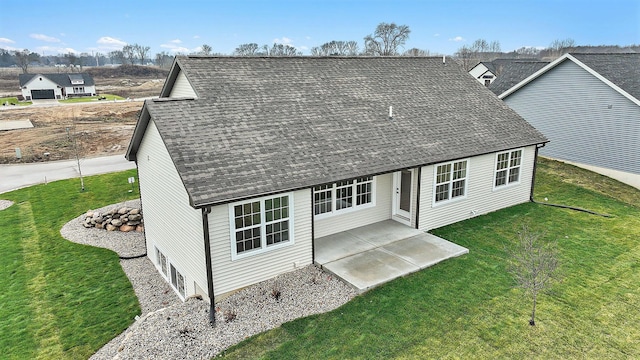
<box><xmin>499</xmin><ymin>53</ymin><xmax>640</xmax><ymax>188</ymax></box>
<box><xmin>125</xmin><ymin>56</ymin><xmax>548</xmax><ymax>318</ymax></box>
<box><xmin>18</xmin><ymin>73</ymin><xmax>96</xmax><ymax>100</ymax></box>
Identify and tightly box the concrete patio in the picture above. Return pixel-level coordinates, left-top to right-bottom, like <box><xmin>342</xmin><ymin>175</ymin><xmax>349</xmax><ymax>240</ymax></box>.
<box><xmin>314</xmin><ymin>220</ymin><xmax>469</xmax><ymax>292</ymax></box>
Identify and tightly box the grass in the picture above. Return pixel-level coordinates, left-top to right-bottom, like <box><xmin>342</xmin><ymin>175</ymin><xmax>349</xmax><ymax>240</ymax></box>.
<box><xmin>0</xmin><ymin>170</ymin><xmax>140</xmax><ymax>359</ymax></box>
<box><xmin>58</xmin><ymin>94</ymin><xmax>125</xmax><ymax>103</ymax></box>
<box><xmin>0</xmin><ymin>96</ymin><xmax>32</xmax><ymax>106</ymax></box>
<box><xmin>220</xmin><ymin>158</ymin><xmax>640</xmax><ymax>359</ymax></box>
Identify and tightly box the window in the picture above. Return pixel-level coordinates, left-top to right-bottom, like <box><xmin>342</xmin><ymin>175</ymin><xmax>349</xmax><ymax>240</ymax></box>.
<box><xmin>170</xmin><ymin>264</ymin><xmax>186</xmax><ymax>298</ymax></box>
<box><xmin>230</xmin><ymin>193</ymin><xmax>293</xmax><ymax>259</ymax></box>
<box><xmin>495</xmin><ymin>149</ymin><xmax>522</xmax><ymax>188</ymax></box>
<box><xmin>313</xmin><ymin>176</ymin><xmax>375</xmax><ymax>217</ymax></box>
<box><xmin>434</xmin><ymin>160</ymin><xmax>468</xmax><ymax>204</ymax></box>
<box><xmin>155</xmin><ymin>246</ymin><xmax>186</xmax><ymax>298</ymax></box>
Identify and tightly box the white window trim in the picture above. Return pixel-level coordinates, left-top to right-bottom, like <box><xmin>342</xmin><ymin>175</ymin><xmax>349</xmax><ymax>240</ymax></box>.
<box><xmin>313</xmin><ymin>176</ymin><xmax>377</xmax><ymax>219</ymax></box>
<box><xmin>432</xmin><ymin>159</ymin><xmax>470</xmax><ymax>207</ymax></box>
<box><xmin>228</xmin><ymin>192</ymin><xmax>295</xmax><ymax>261</ymax></box>
<box><xmin>493</xmin><ymin>148</ymin><xmax>524</xmax><ymax>191</ymax></box>
<box><xmin>154</xmin><ymin>246</ymin><xmax>187</xmax><ymax>300</ymax></box>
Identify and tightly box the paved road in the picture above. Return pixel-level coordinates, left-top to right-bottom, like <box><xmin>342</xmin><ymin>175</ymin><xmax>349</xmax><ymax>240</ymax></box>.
<box><xmin>0</xmin><ymin>154</ymin><xmax>136</xmax><ymax>194</ymax></box>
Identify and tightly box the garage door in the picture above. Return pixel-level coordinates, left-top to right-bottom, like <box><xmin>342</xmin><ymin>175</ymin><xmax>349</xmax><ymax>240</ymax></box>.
<box><xmin>30</xmin><ymin>89</ymin><xmax>55</xmax><ymax>99</ymax></box>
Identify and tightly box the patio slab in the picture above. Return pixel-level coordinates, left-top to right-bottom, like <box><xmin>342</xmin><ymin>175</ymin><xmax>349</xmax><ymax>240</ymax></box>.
<box><xmin>315</xmin><ymin>220</ymin><xmax>469</xmax><ymax>292</ymax></box>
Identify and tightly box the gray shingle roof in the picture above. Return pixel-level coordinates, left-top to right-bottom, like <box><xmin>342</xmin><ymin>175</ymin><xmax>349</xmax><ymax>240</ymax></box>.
<box><xmin>488</xmin><ymin>61</ymin><xmax>549</xmax><ymax>95</ymax></box>
<box><xmin>18</xmin><ymin>73</ymin><xmax>95</xmax><ymax>87</ymax></box>
<box><xmin>128</xmin><ymin>56</ymin><xmax>547</xmax><ymax>208</ymax></box>
<box><xmin>571</xmin><ymin>53</ymin><xmax>640</xmax><ymax>101</ymax></box>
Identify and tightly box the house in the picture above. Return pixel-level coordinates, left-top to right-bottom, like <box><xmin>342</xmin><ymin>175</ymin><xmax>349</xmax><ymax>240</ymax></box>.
<box><xmin>499</xmin><ymin>53</ymin><xmax>640</xmax><ymax>188</ymax></box>
<box><xmin>468</xmin><ymin>59</ymin><xmax>548</xmax><ymax>89</ymax></box>
<box><xmin>18</xmin><ymin>73</ymin><xmax>96</xmax><ymax>100</ymax></box>
<box><xmin>125</xmin><ymin>56</ymin><xmax>547</xmax><ymax>308</ymax></box>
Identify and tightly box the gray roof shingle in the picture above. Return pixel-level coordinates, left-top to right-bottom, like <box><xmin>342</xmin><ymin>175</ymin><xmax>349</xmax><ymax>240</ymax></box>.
<box><xmin>571</xmin><ymin>53</ymin><xmax>640</xmax><ymax>101</ymax></box>
<box><xmin>488</xmin><ymin>60</ymin><xmax>549</xmax><ymax>95</ymax></box>
<box><xmin>129</xmin><ymin>56</ymin><xmax>547</xmax><ymax>208</ymax></box>
<box><xmin>18</xmin><ymin>73</ymin><xmax>95</xmax><ymax>87</ymax></box>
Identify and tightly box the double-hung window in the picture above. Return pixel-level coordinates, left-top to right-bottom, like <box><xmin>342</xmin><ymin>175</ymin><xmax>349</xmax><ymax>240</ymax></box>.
<box><xmin>434</xmin><ymin>159</ymin><xmax>468</xmax><ymax>204</ymax></box>
<box><xmin>313</xmin><ymin>176</ymin><xmax>375</xmax><ymax>217</ymax></box>
<box><xmin>230</xmin><ymin>193</ymin><xmax>293</xmax><ymax>260</ymax></box>
<box><xmin>494</xmin><ymin>149</ymin><xmax>522</xmax><ymax>188</ymax></box>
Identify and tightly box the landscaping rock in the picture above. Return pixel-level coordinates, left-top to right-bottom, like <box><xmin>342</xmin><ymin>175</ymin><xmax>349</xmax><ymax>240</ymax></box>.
<box><xmin>106</xmin><ymin>224</ymin><xmax>117</xmax><ymax>231</ymax></box>
<box><xmin>120</xmin><ymin>225</ymin><xmax>135</xmax><ymax>232</ymax></box>
<box><xmin>81</xmin><ymin>205</ymin><xmax>144</xmax><ymax>232</ymax></box>
<box><xmin>111</xmin><ymin>219</ymin><xmax>123</xmax><ymax>227</ymax></box>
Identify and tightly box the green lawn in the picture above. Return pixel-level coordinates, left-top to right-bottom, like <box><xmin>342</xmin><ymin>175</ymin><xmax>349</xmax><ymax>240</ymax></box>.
<box><xmin>0</xmin><ymin>171</ymin><xmax>140</xmax><ymax>359</ymax></box>
<box><xmin>220</xmin><ymin>158</ymin><xmax>640</xmax><ymax>359</ymax></box>
<box><xmin>1</xmin><ymin>96</ymin><xmax>32</xmax><ymax>106</ymax></box>
<box><xmin>58</xmin><ymin>94</ymin><xmax>125</xmax><ymax>103</ymax></box>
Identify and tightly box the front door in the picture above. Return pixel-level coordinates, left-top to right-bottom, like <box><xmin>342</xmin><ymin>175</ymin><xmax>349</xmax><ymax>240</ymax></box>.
<box><xmin>393</xmin><ymin>170</ymin><xmax>412</xmax><ymax>225</ymax></box>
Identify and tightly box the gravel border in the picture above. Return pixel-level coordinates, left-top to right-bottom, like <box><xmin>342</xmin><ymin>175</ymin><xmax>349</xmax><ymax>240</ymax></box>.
<box><xmin>0</xmin><ymin>199</ymin><xmax>14</xmax><ymax>211</ymax></box>
<box><xmin>60</xmin><ymin>199</ymin><xmax>358</xmax><ymax>359</ymax></box>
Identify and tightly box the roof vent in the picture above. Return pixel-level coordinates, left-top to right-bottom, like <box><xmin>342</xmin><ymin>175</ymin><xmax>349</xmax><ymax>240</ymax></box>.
<box><xmin>443</xmin><ymin>55</ymin><xmax>446</xmax><ymax>64</ymax></box>
<box><xmin>389</xmin><ymin>106</ymin><xmax>393</xmax><ymax>120</ymax></box>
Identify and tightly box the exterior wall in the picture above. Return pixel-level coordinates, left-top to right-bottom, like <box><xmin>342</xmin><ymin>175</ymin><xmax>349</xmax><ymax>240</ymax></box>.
<box><xmin>63</xmin><ymin>85</ymin><xmax>96</xmax><ymax>96</ymax></box>
<box><xmin>504</xmin><ymin>60</ymin><xmax>640</xmax><ymax>175</ymax></box>
<box><xmin>418</xmin><ymin>146</ymin><xmax>536</xmax><ymax>231</ymax></box>
<box><xmin>469</xmin><ymin>64</ymin><xmax>489</xmax><ymax>79</ymax></box>
<box><xmin>169</xmin><ymin>70</ymin><xmax>197</xmax><ymax>98</ymax></box>
<box><xmin>314</xmin><ymin>173</ymin><xmax>393</xmax><ymax>238</ymax></box>
<box><xmin>136</xmin><ymin>119</ymin><xmax>207</xmax><ymax>299</ymax></box>
<box><xmin>208</xmin><ymin>189</ymin><xmax>313</xmax><ymax>296</ymax></box>
<box><xmin>21</xmin><ymin>76</ymin><xmax>63</xmax><ymax>100</ymax></box>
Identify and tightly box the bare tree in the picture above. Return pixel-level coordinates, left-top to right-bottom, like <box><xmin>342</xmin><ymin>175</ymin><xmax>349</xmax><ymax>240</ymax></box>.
<box><xmin>403</xmin><ymin>48</ymin><xmax>431</xmax><ymax>56</ymax></box>
<box><xmin>122</xmin><ymin>44</ymin><xmax>136</xmax><ymax>65</ymax></box>
<box><xmin>200</xmin><ymin>44</ymin><xmax>213</xmax><ymax>55</ymax></box>
<box><xmin>108</xmin><ymin>50</ymin><xmax>125</xmax><ymax>65</ymax></box>
<box><xmin>363</xmin><ymin>22</ymin><xmax>411</xmax><ymax>56</ymax></box>
<box><xmin>132</xmin><ymin>44</ymin><xmax>150</xmax><ymax>65</ymax></box>
<box><xmin>14</xmin><ymin>49</ymin><xmax>39</xmax><ymax>74</ymax></box>
<box><xmin>454</xmin><ymin>45</ymin><xmax>475</xmax><ymax>70</ymax></box>
<box><xmin>267</xmin><ymin>43</ymin><xmax>301</xmax><ymax>56</ymax></box>
<box><xmin>311</xmin><ymin>40</ymin><xmax>359</xmax><ymax>56</ymax></box>
<box><xmin>548</xmin><ymin>38</ymin><xmax>576</xmax><ymax>58</ymax></box>
<box><xmin>234</xmin><ymin>43</ymin><xmax>263</xmax><ymax>56</ymax></box>
<box><xmin>155</xmin><ymin>51</ymin><xmax>172</xmax><ymax>68</ymax></box>
<box><xmin>507</xmin><ymin>225</ymin><xmax>560</xmax><ymax>326</ymax></box>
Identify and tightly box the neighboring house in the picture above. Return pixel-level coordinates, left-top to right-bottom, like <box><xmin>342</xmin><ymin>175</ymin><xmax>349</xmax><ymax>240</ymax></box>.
<box><xmin>19</xmin><ymin>73</ymin><xmax>96</xmax><ymax>100</ymax></box>
<box><xmin>468</xmin><ymin>61</ymin><xmax>498</xmax><ymax>86</ymax></box>
<box><xmin>499</xmin><ymin>53</ymin><xmax>640</xmax><ymax>186</ymax></box>
<box><xmin>469</xmin><ymin>59</ymin><xmax>548</xmax><ymax>89</ymax></box>
<box><xmin>125</xmin><ymin>56</ymin><xmax>547</xmax><ymax>305</ymax></box>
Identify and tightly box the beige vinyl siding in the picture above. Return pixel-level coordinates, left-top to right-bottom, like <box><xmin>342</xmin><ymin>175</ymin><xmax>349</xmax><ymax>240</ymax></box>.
<box><xmin>136</xmin><ymin>119</ymin><xmax>206</xmax><ymax>298</ymax></box>
<box><xmin>504</xmin><ymin>60</ymin><xmax>640</xmax><ymax>175</ymax></box>
<box><xmin>208</xmin><ymin>189</ymin><xmax>313</xmax><ymax>296</ymax></box>
<box><xmin>418</xmin><ymin>146</ymin><xmax>535</xmax><ymax>231</ymax></box>
<box><xmin>314</xmin><ymin>173</ymin><xmax>393</xmax><ymax>238</ymax></box>
<box><xmin>169</xmin><ymin>70</ymin><xmax>197</xmax><ymax>98</ymax></box>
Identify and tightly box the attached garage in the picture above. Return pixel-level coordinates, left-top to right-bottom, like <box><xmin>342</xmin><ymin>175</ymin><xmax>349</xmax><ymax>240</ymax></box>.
<box><xmin>30</xmin><ymin>89</ymin><xmax>55</xmax><ymax>100</ymax></box>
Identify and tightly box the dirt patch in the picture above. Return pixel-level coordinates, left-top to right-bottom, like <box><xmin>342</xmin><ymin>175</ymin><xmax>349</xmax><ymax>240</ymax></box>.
<box><xmin>0</xmin><ymin>65</ymin><xmax>166</xmax><ymax>163</ymax></box>
<box><xmin>0</xmin><ymin>200</ymin><xmax>14</xmax><ymax>210</ymax></box>
<box><xmin>0</xmin><ymin>102</ymin><xmax>142</xmax><ymax>163</ymax></box>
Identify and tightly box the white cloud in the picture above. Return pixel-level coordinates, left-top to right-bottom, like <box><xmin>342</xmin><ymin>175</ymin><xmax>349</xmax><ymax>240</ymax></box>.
<box><xmin>37</xmin><ymin>45</ymin><xmax>78</xmax><ymax>54</ymax></box>
<box><xmin>30</xmin><ymin>33</ymin><xmax>61</xmax><ymax>43</ymax></box>
<box><xmin>0</xmin><ymin>37</ymin><xmax>15</xmax><ymax>44</ymax></box>
<box><xmin>160</xmin><ymin>41</ymin><xmax>192</xmax><ymax>54</ymax></box>
<box><xmin>97</xmin><ymin>36</ymin><xmax>127</xmax><ymax>46</ymax></box>
<box><xmin>170</xmin><ymin>39</ymin><xmax>182</xmax><ymax>44</ymax></box>
<box><xmin>448</xmin><ymin>36</ymin><xmax>464</xmax><ymax>42</ymax></box>
<box><xmin>305</xmin><ymin>36</ymin><xmax>311</xmax><ymax>40</ymax></box>
<box><xmin>273</xmin><ymin>37</ymin><xmax>293</xmax><ymax>45</ymax></box>
<box><xmin>433</xmin><ymin>33</ymin><xmax>440</xmax><ymax>37</ymax></box>
<box><xmin>193</xmin><ymin>35</ymin><xmax>200</xmax><ymax>39</ymax></box>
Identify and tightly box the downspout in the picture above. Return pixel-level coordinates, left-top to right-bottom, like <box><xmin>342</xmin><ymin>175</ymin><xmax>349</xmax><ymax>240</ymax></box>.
<box><xmin>310</xmin><ymin>188</ymin><xmax>315</xmax><ymax>263</ymax></box>
<box><xmin>201</xmin><ymin>206</ymin><xmax>216</xmax><ymax>325</ymax></box>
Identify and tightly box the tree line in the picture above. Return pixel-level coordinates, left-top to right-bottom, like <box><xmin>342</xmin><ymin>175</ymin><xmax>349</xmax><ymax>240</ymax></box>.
<box><xmin>2</xmin><ymin>22</ymin><xmax>638</xmax><ymax>73</ymax></box>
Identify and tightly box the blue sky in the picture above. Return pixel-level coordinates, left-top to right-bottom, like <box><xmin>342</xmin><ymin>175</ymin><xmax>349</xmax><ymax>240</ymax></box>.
<box><xmin>1</xmin><ymin>0</ymin><xmax>638</xmax><ymax>56</ymax></box>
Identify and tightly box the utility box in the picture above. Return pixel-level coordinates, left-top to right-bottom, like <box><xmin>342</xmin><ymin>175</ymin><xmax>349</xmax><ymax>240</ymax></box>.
<box><xmin>15</xmin><ymin>148</ymin><xmax>21</xmax><ymax>159</ymax></box>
